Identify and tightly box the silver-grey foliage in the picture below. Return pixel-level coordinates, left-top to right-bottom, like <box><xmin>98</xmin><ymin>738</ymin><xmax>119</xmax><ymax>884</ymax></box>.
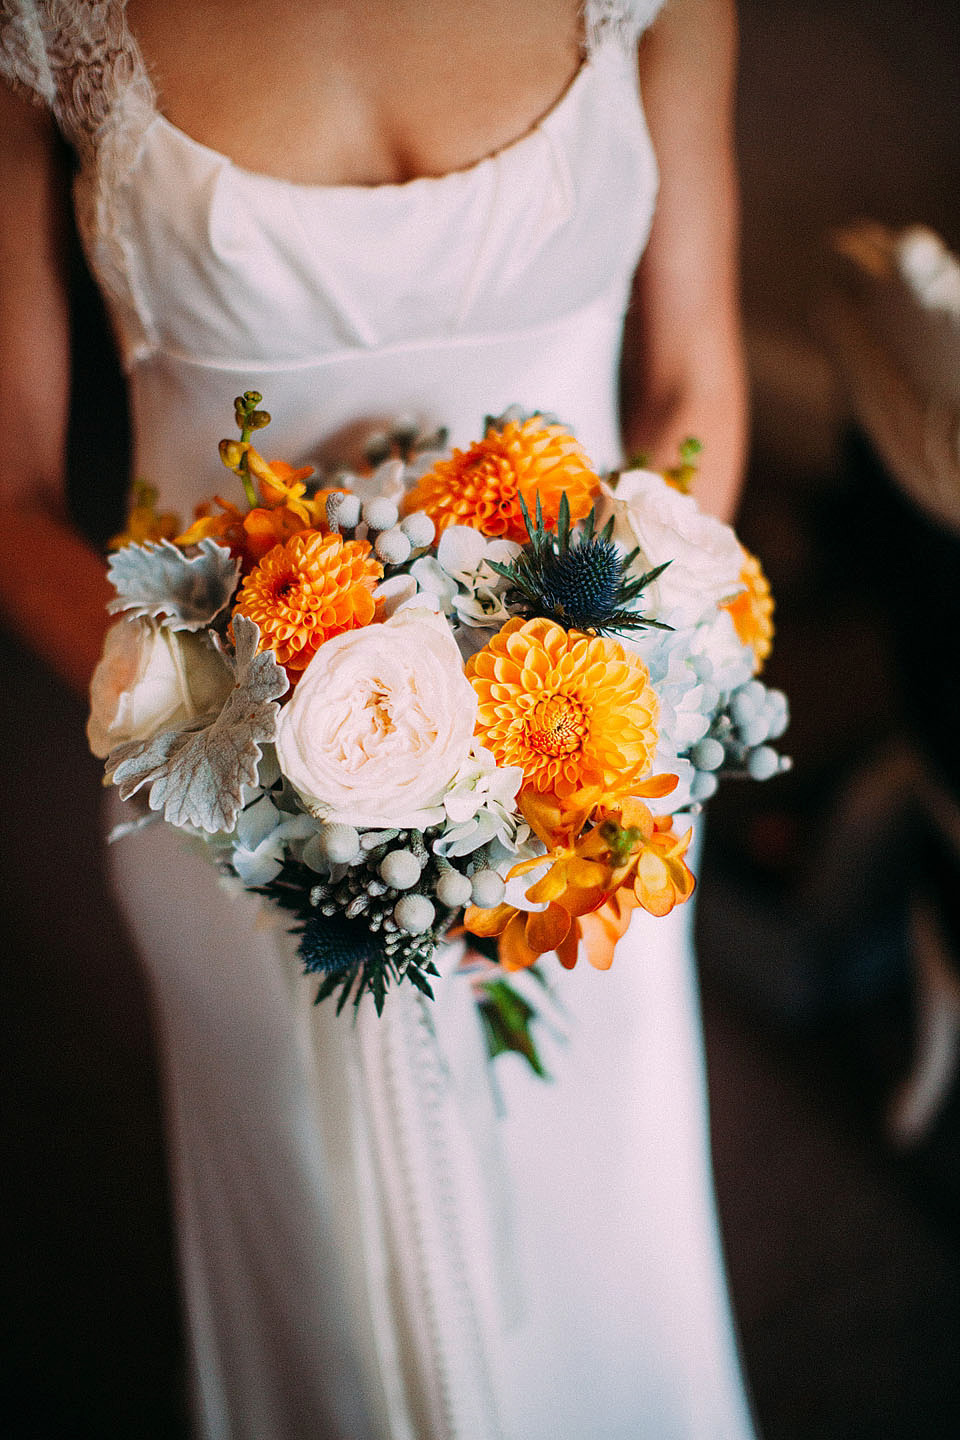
<box><xmin>106</xmin><ymin>618</ymin><xmax>289</xmax><ymax>834</ymax></box>
<box><xmin>106</xmin><ymin>538</ymin><xmax>240</xmax><ymax>632</ymax></box>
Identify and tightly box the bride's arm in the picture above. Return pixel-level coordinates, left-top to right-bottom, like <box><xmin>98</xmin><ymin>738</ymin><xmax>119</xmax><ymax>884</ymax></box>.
<box><xmin>0</xmin><ymin>82</ymin><xmax>114</xmax><ymax>693</ymax></box>
<box><xmin>620</xmin><ymin>0</ymin><xmax>747</xmax><ymax>522</ymax></box>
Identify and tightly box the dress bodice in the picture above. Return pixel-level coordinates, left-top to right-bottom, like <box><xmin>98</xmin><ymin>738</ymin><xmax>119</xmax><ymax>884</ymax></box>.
<box><xmin>2</xmin><ymin>0</ymin><xmax>664</xmax><ymax>511</ymax></box>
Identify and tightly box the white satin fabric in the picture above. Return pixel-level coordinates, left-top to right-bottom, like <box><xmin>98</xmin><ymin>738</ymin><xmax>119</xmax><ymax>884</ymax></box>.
<box><xmin>55</xmin><ymin>18</ymin><xmax>754</xmax><ymax>1440</ymax></box>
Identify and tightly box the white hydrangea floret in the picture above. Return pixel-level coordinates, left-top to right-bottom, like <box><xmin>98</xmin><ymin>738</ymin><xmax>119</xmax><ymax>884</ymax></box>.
<box><xmin>688</xmin><ymin>609</ymin><xmax>754</xmax><ymax>699</ymax></box>
<box><xmin>410</xmin><ymin>526</ymin><xmax>521</xmax><ymax>630</ymax></box>
<box><xmin>625</xmin><ymin>612</ymin><xmax>753</xmax><ymax>813</ymax></box>
<box><xmin>229</xmin><ymin>794</ymin><xmax>317</xmax><ymax>886</ymax></box>
<box><xmin>432</xmin><ymin>744</ymin><xmax>528</xmax><ymax>858</ymax></box>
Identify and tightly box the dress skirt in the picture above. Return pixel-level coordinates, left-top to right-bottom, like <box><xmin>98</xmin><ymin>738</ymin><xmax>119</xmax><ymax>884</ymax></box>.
<box><xmin>106</xmin><ymin>805</ymin><xmax>756</xmax><ymax>1440</ymax></box>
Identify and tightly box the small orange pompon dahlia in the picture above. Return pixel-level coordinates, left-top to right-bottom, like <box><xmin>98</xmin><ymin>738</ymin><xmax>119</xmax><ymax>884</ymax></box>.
<box><xmin>721</xmin><ymin>546</ymin><xmax>774</xmax><ymax>673</ymax></box>
<box><xmin>232</xmin><ymin>530</ymin><xmax>382</xmax><ymax>673</ymax></box>
<box><xmin>466</xmin><ymin>616</ymin><xmax>659</xmax><ymax>801</ymax></box>
<box><xmin>401</xmin><ymin>417</ymin><xmax>598</xmax><ymax>544</ymax></box>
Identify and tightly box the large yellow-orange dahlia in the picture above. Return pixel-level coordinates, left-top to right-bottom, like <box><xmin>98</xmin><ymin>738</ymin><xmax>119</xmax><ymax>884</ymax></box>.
<box><xmin>466</xmin><ymin>616</ymin><xmax>659</xmax><ymax>801</ymax></box>
<box><xmin>232</xmin><ymin>530</ymin><xmax>382</xmax><ymax>673</ymax></box>
<box><xmin>721</xmin><ymin>547</ymin><xmax>774</xmax><ymax>673</ymax></box>
<box><xmin>401</xmin><ymin>418</ymin><xmax>598</xmax><ymax>543</ymax></box>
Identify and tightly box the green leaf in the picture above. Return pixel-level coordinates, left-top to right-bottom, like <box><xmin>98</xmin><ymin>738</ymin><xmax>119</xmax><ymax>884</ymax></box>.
<box><xmin>478</xmin><ymin>977</ymin><xmax>550</xmax><ymax>1079</ymax></box>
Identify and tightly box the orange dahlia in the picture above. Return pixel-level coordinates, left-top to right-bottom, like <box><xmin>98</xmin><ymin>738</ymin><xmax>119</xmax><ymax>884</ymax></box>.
<box><xmin>466</xmin><ymin>616</ymin><xmax>659</xmax><ymax>801</ymax></box>
<box><xmin>721</xmin><ymin>547</ymin><xmax>774</xmax><ymax>673</ymax></box>
<box><xmin>401</xmin><ymin>418</ymin><xmax>598</xmax><ymax>544</ymax></box>
<box><xmin>232</xmin><ymin>530</ymin><xmax>382</xmax><ymax>673</ymax></box>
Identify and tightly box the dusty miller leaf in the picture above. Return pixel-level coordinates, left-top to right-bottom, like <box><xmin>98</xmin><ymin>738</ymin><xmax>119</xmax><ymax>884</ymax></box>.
<box><xmin>107</xmin><ymin>538</ymin><xmax>240</xmax><ymax>632</ymax></box>
<box><xmin>106</xmin><ymin>617</ymin><xmax>289</xmax><ymax>834</ymax></box>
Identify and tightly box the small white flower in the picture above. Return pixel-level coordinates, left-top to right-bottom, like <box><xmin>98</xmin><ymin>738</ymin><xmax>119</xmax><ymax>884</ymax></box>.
<box><xmin>409</xmin><ymin>526</ymin><xmax>521</xmax><ymax>631</ymax></box>
<box><xmin>408</xmin><ymin>555</ymin><xmax>459</xmax><ymax>612</ymax></box>
<box><xmin>348</xmin><ymin>458</ymin><xmax>408</xmax><ymax>508</ymax></box>
<box><xmin>432</xmin><ymin>745</ymin><xmax>528</xmax><ymax>857</ymax></box>
<box><xmin>373</xmin><ymin>573</ymin><xmax>441</xmax><ymax>618</ymax></box>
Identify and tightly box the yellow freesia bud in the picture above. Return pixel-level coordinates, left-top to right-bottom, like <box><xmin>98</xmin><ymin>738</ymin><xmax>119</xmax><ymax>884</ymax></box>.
<box><xmin>219</xmin><ymin>438</ymin><xmax>248</xmax><ymax>471</ymax></box>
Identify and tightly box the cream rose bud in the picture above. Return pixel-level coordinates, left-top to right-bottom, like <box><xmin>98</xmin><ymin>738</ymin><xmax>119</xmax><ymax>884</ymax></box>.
<box><xmin>606</xmin><ymin>469</ymin><xmax>744</xmax><ymax>628</ymax></box>
<box><xmin>275</xmin><ymin>609</ymin><xmax>478</xmax><ymax>831</ymax></box>
<box><xmin>87</xmin><ymin>617</ymin><xmax>234</xmax><ymax>759</ymax></box>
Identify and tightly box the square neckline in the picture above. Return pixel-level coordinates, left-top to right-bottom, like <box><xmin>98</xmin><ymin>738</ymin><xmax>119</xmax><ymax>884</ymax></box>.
<box><xmin>124</xmin><ymin>2</ymin><xmax>605</xmax><ymax>197</ymax></box>
<box><xmin>145</xmin><ymin>54</ymin><xmax>596</xmax><ymax>198</ymax></box>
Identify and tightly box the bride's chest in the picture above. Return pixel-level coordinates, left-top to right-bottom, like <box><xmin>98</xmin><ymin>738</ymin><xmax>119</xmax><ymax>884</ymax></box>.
<box><xmin>124</xmin><ymin>0</ymin><xmax>584</xmax><ymax>187</ymax></box>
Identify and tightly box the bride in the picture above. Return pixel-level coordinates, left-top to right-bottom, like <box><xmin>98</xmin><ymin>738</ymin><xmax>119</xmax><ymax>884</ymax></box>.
<box><xmin>0</xmin><ymin>1</ymin><xmax>754</xmax><ymax>1436</ymax></box>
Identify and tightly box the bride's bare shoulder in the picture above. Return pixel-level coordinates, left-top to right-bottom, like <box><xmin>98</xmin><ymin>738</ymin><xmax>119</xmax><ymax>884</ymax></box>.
<box><xmin>125</xmin><ymin>0</ymin><xmax>583</xmax><ymax>186</ymax></box>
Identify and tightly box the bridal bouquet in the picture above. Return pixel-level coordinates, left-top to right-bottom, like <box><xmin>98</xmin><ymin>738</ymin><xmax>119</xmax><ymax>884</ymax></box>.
<box><xmin>88</xmin><ymin>393</ymin><xmax>788</xmax><ymax>1027</ymax></box>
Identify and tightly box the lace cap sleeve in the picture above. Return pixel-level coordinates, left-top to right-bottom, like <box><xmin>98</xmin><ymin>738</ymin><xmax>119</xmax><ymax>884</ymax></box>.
<box><xmin>583</xmin><ymin>0</ymin><xmax>667</xmax><ymax>53</ymax></box>
<box><xmin>0</xmin><ymin>0</ymin><xmax>55</xmax><ymax>105</ymax></box>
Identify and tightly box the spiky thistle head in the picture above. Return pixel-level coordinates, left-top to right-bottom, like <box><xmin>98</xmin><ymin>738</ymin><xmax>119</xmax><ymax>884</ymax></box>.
<box><xmin>485</xmin><ymin>492</ymin><xmax>672</xmax><ymax>636</ymax></box>
<box><xmin>298</xmin><ymin>912</ymin><xmax>385</xmax><ymax>976</ymax></box>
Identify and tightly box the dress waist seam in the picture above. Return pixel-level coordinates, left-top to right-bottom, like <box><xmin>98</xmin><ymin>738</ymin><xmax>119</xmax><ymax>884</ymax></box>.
<box><xmin>122</xmin><ymin>280</ymin><xmax>630</xmax><ymax>376</ymax></box>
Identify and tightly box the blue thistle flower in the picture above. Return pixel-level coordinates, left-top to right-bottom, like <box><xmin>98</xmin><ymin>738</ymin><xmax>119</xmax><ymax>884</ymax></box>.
<box><xmin>298</xmin><ymin>913</ymin><xmax>384</xmax><ymax>976</ymax></box>
<box><xmin>486</xmin><ymin>493</ymin><xmax>673</xmax><ymax>637</ymax></box>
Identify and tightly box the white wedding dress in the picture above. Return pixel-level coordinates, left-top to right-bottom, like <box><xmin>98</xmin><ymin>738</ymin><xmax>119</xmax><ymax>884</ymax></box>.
<box><xmin>2</xmin><ymin>3</ymin><xmax>758</xmax><ymax>1437</ymax></box>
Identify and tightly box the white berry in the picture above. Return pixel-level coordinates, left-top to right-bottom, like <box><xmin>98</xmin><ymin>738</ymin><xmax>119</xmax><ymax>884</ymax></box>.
<box><xmin>690</xmin><ymin>737</ymin><xmax>725</xmax><ymax>772</ymax></box>
<box><xmin>375</xmin><ymin>528</ymin><xmax>412</xmax><ymax>565</ymax></box>
<box><xmin>435</xmin><ymin>870</ymin><xmax>473</xmax><ymax>908</ymax></box>
<box><xmin>394</xmin><ymin>894</ymin><xmax>436</xmax><ymax>934</ymax></box>
<box><xmin>379</xmin><ymin>849</ymin><xmax>422</xmax><ymax>890</ymax></box>
<box><xmin>315</xmin><ymin>823</ymin><xmax>361</xmax><ymax>865</ymax></box>
<box><xmin>334</xmin><ymin>493</ymin><xmax>362</xmax><ymax>530</ymax></box>
<box><xmin>470</xmin><ymin>869</ymin><xmax>506</xmax><ymax>909</ymax></box>
<box><xmin>746</xmin><ymin>746</ymin><xmax>780</xmax><ymax>781</ymax></box>
<box><xmin>362</xmin><ymin>497</ymin><xmax>400</xmax><ymax>532</ymax></box>
<box><xmin>399</xmin><ymin>512</ymin><xmax>436</xmax><ymax>548</ymax></box>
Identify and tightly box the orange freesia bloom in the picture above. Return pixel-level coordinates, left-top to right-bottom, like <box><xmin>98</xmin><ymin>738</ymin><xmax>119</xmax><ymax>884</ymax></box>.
<box><xmin>401</xmin><ymin>417</ymin><xmax>598</xmax><ymax>543</ymax></box>
<box><xmin>109</xmin><ymin>481</ymin><xmax>182</xmax><ymax>550</ymax></box>
<box><xmin>464</xmin><ymin>778</ymin><xmax>694</xmax><ymax>971</ymax></box>
<box><xmin>466</xmin><ymin>616</ymin><xmax>659</xmax><ymax>801</ymax></box>
<box><xmin>244</xmin><ymin>450</ymin><xmax>318</xmax><ymax>522</ymax></box>
<box><xmin>232</xmin><ymin>530</ymin><xmax>382</xmax><ymax>673</ymax></box>
<box><xmin>176</xmin><ymin>447</ymin><xmax>343</xmax><ymax>572</ymax></box>
<box><xmin>721</xmin><ymin>546</ymin><xmax>774</xmax><ymax>673</ymax></box>
<box><xmin>558</xmin><ymin>889</ymin><xmax>641</xmax><ymax>971</ymax></box>
<box><xmin>630</xmin><ymin>816</ymin><xmax>697</xmax><ymax>917</ymax></box>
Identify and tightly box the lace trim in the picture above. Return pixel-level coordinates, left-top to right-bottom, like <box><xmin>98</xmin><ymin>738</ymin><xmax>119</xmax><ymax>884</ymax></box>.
<box><xmin>0</xmin><ymin>0</ymin><xmax>55</xmax><ymax>104</ymax></box>
<box><xmin>583</xmin><ymin>0</ymin><xmax>666</xmax><ymax>54</ymax></box>
<box><xmin>1</xmin><ymin>1</ymin><xmax>157</xmax><ymax>360</ymax></box>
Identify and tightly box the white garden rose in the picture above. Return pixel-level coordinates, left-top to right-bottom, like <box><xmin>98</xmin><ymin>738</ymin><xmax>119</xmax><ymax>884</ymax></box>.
<box><xmin>87</xmin><ymin>617</ymin><xmax>234</xmax><ymax>759</ymax></box>
<box><xmin>275</xmin><ymin>609</ymin><xmax>478</xmax><ymax>830</ymax></box>
<box><xmin>606</xmin><ymin>469</ymin><xmax>744</xmax><ymax>627</ymax></box>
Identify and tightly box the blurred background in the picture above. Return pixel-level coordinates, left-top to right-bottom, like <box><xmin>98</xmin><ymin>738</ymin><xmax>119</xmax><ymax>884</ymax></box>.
<box><xmin>2</xmin><ymin>1</ymin><xmax>959</xmax><ymax>1434</ymax></box>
